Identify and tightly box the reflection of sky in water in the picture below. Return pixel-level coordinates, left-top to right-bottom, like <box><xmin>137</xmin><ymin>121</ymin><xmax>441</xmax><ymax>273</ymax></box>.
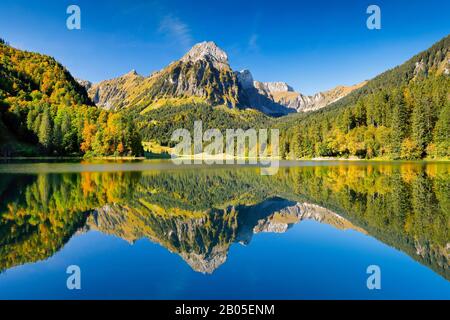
<box><xmin>1</xmin><ymin>218</ymin><xmax>449</xmax><ymax>300</ymax></box>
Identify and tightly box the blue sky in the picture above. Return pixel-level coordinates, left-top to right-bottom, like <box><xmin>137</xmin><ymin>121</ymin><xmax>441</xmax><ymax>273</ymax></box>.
<box><xmin>0</xmin><ymin>0</ymin><xmax>449</xmax><ymax>95</ymax></box>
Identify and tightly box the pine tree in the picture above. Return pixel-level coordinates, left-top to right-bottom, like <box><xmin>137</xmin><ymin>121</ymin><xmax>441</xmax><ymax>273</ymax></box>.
<box><xmin>411</xmin><ymin>93</ymin><xmax>431</xmax><ymax>158</ymax></box>
<box><xmin>391</xmin><ymin>90</ymin><xmax>409</xmax><ymax>159</ymax></box>
<box><xmin>433</xmin><ymin>106</ymin><xmax>450</xmax><ymax>157</ymax></box>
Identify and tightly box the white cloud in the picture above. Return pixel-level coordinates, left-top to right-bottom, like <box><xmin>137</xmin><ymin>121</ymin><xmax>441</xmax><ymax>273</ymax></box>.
<box><xmin>158</xmin><ymin>15</ymin><xmax>193</xmax><ymax>50</ymax></box>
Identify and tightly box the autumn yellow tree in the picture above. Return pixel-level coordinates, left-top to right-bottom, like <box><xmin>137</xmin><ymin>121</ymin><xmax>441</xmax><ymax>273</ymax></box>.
<box><xmin>80</xmin><ymin>120</ymin><xmax>97</xmax><ymax>153</ymax></box>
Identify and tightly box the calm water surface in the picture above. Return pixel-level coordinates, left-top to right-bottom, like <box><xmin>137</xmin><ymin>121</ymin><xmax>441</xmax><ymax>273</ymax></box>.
<box><xmin>0</xmin><ymin>160</ymin><xmax>448</xmax><ymax>299</ymax></box>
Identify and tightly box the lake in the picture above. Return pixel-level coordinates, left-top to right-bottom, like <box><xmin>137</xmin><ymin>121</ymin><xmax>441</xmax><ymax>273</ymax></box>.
<box><xmin>0</xmin><ymin>160</ymin><xmax>448</xmax><ymax>299</ymax></box>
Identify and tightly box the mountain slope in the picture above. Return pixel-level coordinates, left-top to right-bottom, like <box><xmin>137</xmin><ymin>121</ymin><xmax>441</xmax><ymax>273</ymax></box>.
<box><xmin>128</xmin><ymin>102</ymin><xmax>271</xmax><ymax>146</ymax></box>
<box><xmin>277</xmin><ymin>34</ymin><xmax>450</xmax><ymax>160</ymax></box>
<box><xmin>0</xmin><ymin>39</ymin><xmax>143</xmax><ymax>157</ymax></box>
<box><xmin>0</xmin><ymin>39</ymin><xmax>92</xmax><ymax>156</ymax></box>
<box><xmin>0</xmin><ymin>40</ymin><xmax>91</xmax><ymax>105</ymax></box>
<box><xmin>325</xmin><ymin>34</ymin><xmax>450</xmax><ymax>111</ymax></box>
<box><xmin>87</xmin><ymin>70</ymin><xmax>144</xmax><ymax>110</ymax></box>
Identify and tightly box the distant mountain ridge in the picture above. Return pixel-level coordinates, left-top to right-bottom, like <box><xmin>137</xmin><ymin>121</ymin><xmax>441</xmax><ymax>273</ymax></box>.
<box><xmin>235</xmin><ymin>69</ymin><xmax>367</xmax><ymax>113</ymax></box>
<box><xmin>83</xmin><ymin>41</ymin><xmax>362</xmax><ymax>116</ymax></box>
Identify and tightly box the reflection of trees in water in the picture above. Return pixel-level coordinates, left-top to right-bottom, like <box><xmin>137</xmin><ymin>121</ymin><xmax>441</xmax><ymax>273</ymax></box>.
<box><xmin>0</xmin><ymin>164</ymin><xmax>448</xmax><ymax>278</ymax></box>
<box><xmin>292</xmin><ymin>164</ymin><xmax>449</xmax><ymax>279</ymax></box>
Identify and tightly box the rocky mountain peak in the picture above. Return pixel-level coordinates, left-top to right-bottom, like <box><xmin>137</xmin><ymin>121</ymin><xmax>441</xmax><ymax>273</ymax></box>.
<box><xmin>181</xmin><ymin>41</ymin><xmax>229</xmax><ymax>69</ymax></box>
<box><xmin>125</xmin><ymin>69</ymin><xmax>139</xmax><ymax>77</ymax></box>
<box><xmin>235</xmin><ymin>69</ymin><xmax>254</xmax><ymax>89</ymax></box>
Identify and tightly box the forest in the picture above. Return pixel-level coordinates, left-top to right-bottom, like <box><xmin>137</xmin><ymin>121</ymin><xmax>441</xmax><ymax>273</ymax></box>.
<box><xmin>279</xmin><ymin>75</ymin><xmax>449</xmax><ymax>160</ymax></box>
<box><xmin>0</xmin><ymin>39</ymin><xmax>143</xmax><ymax>157</ymax></box>
<box><xmin>278</xmin><ymin>35</ymin><xmax>449</xmax><ymax>160</ymax></box>
<box><xmin>125</xmin><ymin>101</ymin><xmax>270</xmax><ymax>147</ymax></box>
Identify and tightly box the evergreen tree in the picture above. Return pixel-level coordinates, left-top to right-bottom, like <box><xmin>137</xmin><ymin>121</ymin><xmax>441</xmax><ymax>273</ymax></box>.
<box><xmin>433</xmin><ymin>106</ymin><xmax>450</xmax><ymax>157</ymax></box>
<box><xmin>391</xmin><ymin>90</ymin><xmax>409</xmax><ymax>159</ymax></box>
<box><xmin>412</xmin><ymin>95</ymin><xmax>433</xmax><ymax>157</ymax></box>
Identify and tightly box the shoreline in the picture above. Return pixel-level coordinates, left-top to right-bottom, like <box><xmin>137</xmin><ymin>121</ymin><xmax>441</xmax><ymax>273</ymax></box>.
<box><xmin>0</xmin><ymin>156</ymin><xmax>146</xmax><ymax>160</ymax></box>
<box><xmin>0</xmin><ymin>156</ymin><xmax>448</xmax><ymax>162</ymax></box>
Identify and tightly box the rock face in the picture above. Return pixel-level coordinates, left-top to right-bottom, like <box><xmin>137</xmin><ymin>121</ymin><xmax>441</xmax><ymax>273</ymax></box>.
<box><xmin>235</xmin><ymin>69</ymin><xmax>254</xmax><ymax>89</ymax></box>
<box><xmin>234</xmin><ymin>70</ymin><xmax>294</xmax><ymax>116</ymax></box>
<box><xmin>253</xmin><ymin>202</ymin><xmax>367</xmax><ymax>234</ymax></box>
<box><xmin>86</xmin><ymin>204</ymin><xmax>239</xmax><ymax>274</ymax></box>
<box><xmin>235</xmin><ymin>69</ymin><xmax>366</xmax><ymax>114</ymax></box>
<box><xmin>273</xmin><ymin>83</ymin><xmax>367</xmax><ymax>113</ymax></box>
<box><xmin>437</xmin><ymin>52</ymin><xmax>450</xmax><ymax>75</ymax></box>
<box><xmin>75</xmin><ymin>78</ymin><xmax>92</xmax><ymax>91</ymax></box>
<box><xmin>254</xmin><ymin>81</ymin><xmax>294</xmax><ymax>93</ymax></box>
<box><xmin>181</xmin><ymin>41</ymin><xmax>229</xmax><ymax>70</ymax></box>
<box><xmin>87</xmin><ymin>70</ymin><xmax>144</xmax><ymax>111</ymax></box>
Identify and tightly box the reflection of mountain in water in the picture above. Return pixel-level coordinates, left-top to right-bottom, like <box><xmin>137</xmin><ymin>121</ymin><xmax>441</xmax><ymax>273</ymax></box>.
<box><xmin>86</xmin><ymin>199</ymin><xmax>364</xmax><ymax>274</ymax></box>
<box><xmin>0</xmin><ymin>164</ymin><xmax>448</xmax><ymax>279</ymax></box>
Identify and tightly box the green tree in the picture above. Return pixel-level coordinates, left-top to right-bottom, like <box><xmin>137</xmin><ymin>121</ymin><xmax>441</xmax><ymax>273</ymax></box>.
<box><xmin>38</xmin><ymin>109</ymin><xmax>52</xmax><ymax>150</ymax></box>
<box><xmin>432</xmin><ymin>105</ymin><xmax>450</xmax><ymax>158</ymax></box>
<box><xmin>391</xmin><ymin>90</ymin><xmax>409</xmax><ymax>158</ymax></box>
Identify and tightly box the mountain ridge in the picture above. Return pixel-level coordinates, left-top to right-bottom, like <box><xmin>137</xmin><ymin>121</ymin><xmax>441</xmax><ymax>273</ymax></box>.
<box><xmin>235</xmin><ymin>69</ymin><xmax>367</xmax><ymax>113</ymax></box>
<box><xmin>84</xmin><ymin>41</ymin><xmax>363</xmax><ymax>116</ymax></box>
